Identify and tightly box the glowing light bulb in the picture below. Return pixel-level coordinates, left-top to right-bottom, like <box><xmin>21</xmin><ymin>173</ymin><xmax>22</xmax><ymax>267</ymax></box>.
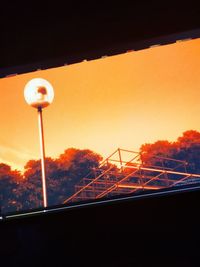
<box><xmin>24</xmin><ymin>78</ymin><xmax>54</xmax><ymax>108</ymax></box>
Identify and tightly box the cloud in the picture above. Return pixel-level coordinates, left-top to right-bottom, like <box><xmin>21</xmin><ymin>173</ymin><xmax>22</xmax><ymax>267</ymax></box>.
<box><xmin>0</xmin><ymin>145</ymin><xmax>36</xmax><ymax>171</ymax></box>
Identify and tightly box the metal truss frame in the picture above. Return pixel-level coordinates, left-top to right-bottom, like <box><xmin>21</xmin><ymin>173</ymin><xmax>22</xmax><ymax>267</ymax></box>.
<box><xmin>64</xmin><ymin>148</ymin><xmax>200</xmax><ymax>204</ymax></box>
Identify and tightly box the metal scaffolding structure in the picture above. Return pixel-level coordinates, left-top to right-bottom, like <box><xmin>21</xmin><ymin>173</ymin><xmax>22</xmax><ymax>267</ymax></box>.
<box><xmin>63</xmin><ymin>148</ymin><xmax>200</xmax><ymax>204</ymax></box>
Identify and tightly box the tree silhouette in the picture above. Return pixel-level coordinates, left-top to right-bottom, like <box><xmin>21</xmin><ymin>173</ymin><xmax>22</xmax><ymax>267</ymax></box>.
<box><xmin>140</xmin><ymin>130</ymin><xmax>200</xmax><ymax>173</ymax></box>
<box><xmin>2</xmin><ymin>131</ymin><xmax>200</xmax><ymax>215</ymax></box>
<box><xmin>174</xmin><ymin>130</ymin><xmax>200</xmax><ymax>173</ymax></box>
<box><xmin>55</xmin><ymin>148</ymin><xmax>103</xmax><ymax>202</ymax></box>
<box><xmin>140</xmin><ymin>140</ymin><xmax>176</xmax><ymax>168</ymax></box>
<box><xmin>0</xmin><ymin>163</ymin><xmax>23</xmax><ymax>213</ymax></box>
<box><xmin>15</xmin><ymin>148</ymin><xmax>103</xmax><ymax>211</ymax></box>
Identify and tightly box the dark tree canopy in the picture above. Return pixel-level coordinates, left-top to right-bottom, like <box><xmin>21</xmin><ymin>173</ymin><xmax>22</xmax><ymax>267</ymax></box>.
<box><xmin>57</xmin><ymin>148</ymin><xmax>102</xmax><ymax>179</ymax></box>
<box><xmin>140</xmin><ymin>140</ymin><xmax>176</xmax><ymax>167</ymax></box>
<box><xmin>140</xmin><ymin>130</ymin><xmax>200</xmax><ymax>173</ymax></box>
<box><xmin>0</xmin><ymin>148</ymin><xmax>102</xmax><ymax>213</ymax></box>
<box><xmin>1</xmin><ymin>131</ymin><xmax>200</xmax><ymax>214</ymax></box>
<box><xmin>0</xmin><ymin>163</ymin><xmax>23</xmax><ymax>213</ymax></box>
<box><xmin>177</xmin><ymin>130</ymin><xmax>200</xmax><ymax>148</ymax></box>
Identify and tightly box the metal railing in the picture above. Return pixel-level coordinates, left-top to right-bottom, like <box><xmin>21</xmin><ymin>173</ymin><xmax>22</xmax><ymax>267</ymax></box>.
<box><xmin>63</xmin><ymin>148</ymin><xmax>200</xmax><ymax>204</ymax></box>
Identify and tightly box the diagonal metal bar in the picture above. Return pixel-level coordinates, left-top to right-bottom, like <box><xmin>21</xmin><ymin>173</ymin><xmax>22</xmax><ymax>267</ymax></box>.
<box><xmin>95</xmin><ymin>169</ymin><xmax>139</xmax><ymax>199</ymax></box>
<box><xmin>63</xmin><ymin>148</ymin><xmax>200</xmax><ymax>204</ymax></box>
<box><xmin>121</xmin><ymin>164</ymin><xmax>200</xmax><ymax>178</ymax></box>
<box><xmin>63</xmin><ymin>165</ymin><xmax>115</xmax><ymax>203</ymax></box>
<box><xmin>170</xmin><ymin>174</ymin><xmax>194</xmax><ymax>187</ymax></box>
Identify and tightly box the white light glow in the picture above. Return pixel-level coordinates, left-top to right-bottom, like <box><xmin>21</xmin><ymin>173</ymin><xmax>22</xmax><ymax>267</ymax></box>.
<box><xmin>24</xmin><ymin>78</ymin><xmax>54</xmax><ymax>108</ymax></box>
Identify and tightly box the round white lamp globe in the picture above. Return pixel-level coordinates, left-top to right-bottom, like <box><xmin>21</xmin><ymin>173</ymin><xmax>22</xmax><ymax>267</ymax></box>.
<box><xmin>24</xmin><ymin>78</ymin><xmax>54</xmax><ymax>108</ymax></box>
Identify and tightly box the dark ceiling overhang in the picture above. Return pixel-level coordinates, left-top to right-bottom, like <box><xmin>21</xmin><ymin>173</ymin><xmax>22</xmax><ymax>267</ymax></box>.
<box><xmin>1</xmin><ymin>2</ymin><xmax>200</xmax><ymax>74</ymax></box>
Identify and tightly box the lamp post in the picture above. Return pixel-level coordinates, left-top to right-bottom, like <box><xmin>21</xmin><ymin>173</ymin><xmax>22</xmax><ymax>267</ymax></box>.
<box><xmin>24</xmin><ymin>78</ymin><xmax>54</xmax><ymax>208</ymax></box>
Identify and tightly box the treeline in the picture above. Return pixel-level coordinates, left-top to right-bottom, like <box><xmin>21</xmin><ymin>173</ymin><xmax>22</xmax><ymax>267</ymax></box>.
<box><xmin>140</xmin><ymin>130</ymin><xmax>200</xmax><ymax>173</ymax></box>
<box><xmin>0</xmin><ymin>148</ymin><xmax>102</xmax><ymax>214</ymax></box>
<box><xmin>1</xmin><ymin>130</ymin><xmax>200</xmax><ymax>214</ymax></box>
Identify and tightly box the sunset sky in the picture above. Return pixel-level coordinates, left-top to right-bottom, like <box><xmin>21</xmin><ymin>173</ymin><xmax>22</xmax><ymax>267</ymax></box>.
<box><xmin>1</xmin><ymin>38</ymin><xmax>200</xmax><ymax>171</ymax></box>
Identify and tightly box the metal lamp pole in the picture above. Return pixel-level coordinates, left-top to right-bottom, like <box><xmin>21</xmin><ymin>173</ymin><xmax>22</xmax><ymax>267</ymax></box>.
<box><xmin>24</xmin><ymin>78</ymin><xmax>54</xmax><ymax>209</ymax></box>
<box><xmin>38</xmin><ymin>107</ymin><xmax>47</xmax><ymax>207</ymax></box>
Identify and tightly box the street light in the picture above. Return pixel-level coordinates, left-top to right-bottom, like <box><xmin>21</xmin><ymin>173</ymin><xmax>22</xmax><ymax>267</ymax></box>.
<box><xmin>24</xmin><ymin>78</ymin><xmax>54</xmax><ymax>208</ymax></box>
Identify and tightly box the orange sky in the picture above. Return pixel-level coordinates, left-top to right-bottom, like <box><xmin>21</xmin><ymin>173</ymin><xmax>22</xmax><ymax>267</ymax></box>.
<box><xmin>1</xmin><ymin>38</ymin><xmax>200</xmax><ymax>171</ymax></box>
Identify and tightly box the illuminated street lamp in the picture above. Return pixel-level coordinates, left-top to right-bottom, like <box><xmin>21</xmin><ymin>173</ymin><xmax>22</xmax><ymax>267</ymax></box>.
<box><xmin>24</xmin><ymin>78</ymin><xmax>54</xmax><ymax>208</ymax></box>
